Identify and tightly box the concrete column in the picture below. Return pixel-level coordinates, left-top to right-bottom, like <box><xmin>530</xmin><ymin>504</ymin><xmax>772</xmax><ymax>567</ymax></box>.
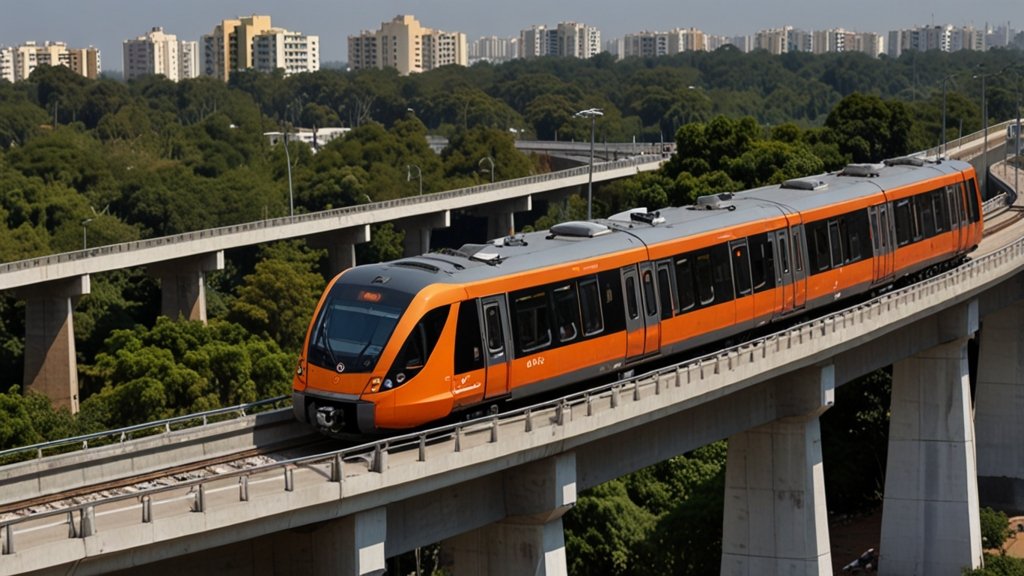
<box><xmin>397</xmin><ymin>211</ymin><xmax>450</xmax><ymax>257</ymax></box>
<box><xmin>721</xmin><ymin>365</ymin><xmax>834</xmax><ymax>576</ymax></box>
<box><xmin>976</xmin><ymin>300</ymin><xmax>1024</xmax><ymax>513</ymax></box>
<box><xmin>319</xmin><ymin>507</ymin><xmax>387</xmax><ymax>576</ymax></box>
<box><xmin>308</xmin><ymin>225</ymin><xmax>371</xmax><ymax>275</ymax></box>
<box><xmin>445</xmin><ymin>452</ymin><xmax>575</xmax><ymax>576</ymax></box>
<box><xmin>482</xmin><ymin>196</ymin><xmax>532</xmax><ymax>239</ymax></box>
<box><xmin>148</xmin><ymin>251</ymin><xmax>224</xmax><ymax>323</ymax></box>
<box><xmin>880</xmin><ymin>338</ymin><xmax>983</xmax><ymax>575</ymax></box>
<box><xmin>18</xmin><ymin>275</ymin><xmax>90</xmax><ymax>413</ymax></box>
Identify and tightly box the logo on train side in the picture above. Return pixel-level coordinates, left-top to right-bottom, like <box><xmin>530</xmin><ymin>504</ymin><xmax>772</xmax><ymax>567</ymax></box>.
<box><xmin>336</xmin><ymin>362</ymin><xmax>346</xmax><ymax>373</ymax></box>
<box><xmin>526</xmin><ymin>357</ymin><xmax>546</xmax><ymax>369</ymax></box>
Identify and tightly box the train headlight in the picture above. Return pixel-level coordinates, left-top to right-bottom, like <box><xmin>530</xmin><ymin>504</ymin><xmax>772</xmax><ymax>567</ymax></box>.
<box><xmin>368</xmin><ymin>377</ymin><xmax>383</xmax><ymax>393</ymax></box>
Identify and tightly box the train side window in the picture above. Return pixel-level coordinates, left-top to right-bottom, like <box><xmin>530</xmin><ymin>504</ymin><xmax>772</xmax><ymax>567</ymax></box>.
<box><xmin>749</xmin><ymin>233</ymin><xmax>776</xmax><ymax>292</ymax></box>
<box><xmin>966</xmin><ymin>178</ymin><xmax>981</xmax><ymax>222</ymax></box>
<box><xmin>828</xmin><ymin>220</ymin><xmax>843</xmax><ymax>267</ymax></box>
<box><xmin>947</xmin><ymin>186</ymin><xmax>961</xmax><ymax>228</ymax></box>
<box><xmin>792</xmin><ymin>229</ymin><xmax>804</xmax><ymax>272</ymax></box>
<box><xmin>731</xmin><ymin>242</ymin><xmax>752</xmax><ymax>296</ymax></box>
<box><xmin>656</xmin><ymin>263</ymin><xmax>676</xmax><ymax>319</ymax></box>
<box><xmin>552</xmin><ymin>284</ymin><xmax>581</xmax><ymax>343</ymax></box>
<box><xmin>641</xmin><ymin>269</ymin><xmax>658</xmax><ymax>317</ymax></box>
<box><xmin>932</xmin><ymin>191</ymin><xmax>948</xmax><ymax>233</ymax></box>
<box><xmin>695</xmin><ymin>253</ymin><xmax>715</xmax><ymax>305</ymax></box>
<box><xmin>810</xmin><ymin>222</ymin><xmax>831</xmax><ymax>273</ymax></box>
<box><xmin>915</xmin><ymin>194</ymin><xmax>936</xmax><ymax>238</ymax></box>
<box><xmin>675</xmin><ymin>257</ymin><xmax>697</xmax><ymax>312</ymax></box>
<box><xmin>599</xmin><ymin>270</ymin><xmax>626</xmax><ymax>333</ymax></box>
<box><xmin>455</xmin><ymin>301</ymin><xmax>485</xmax><ymax>374</ymax></box>
<box><xmin>512</xmin><ymin>290</ymin><xmax>552</xmax><ymax>354</ymax></box>
<box><xmin>390</xmin><ymin>305</ymin><xmax>450</xmax><ymax>384</ymax></box>
<box><xmin>625</xmin><ymin>274</ymin><xmax>640</xmax><ymax>320</ymax></box>
<box><xmin>710</xmin><ymin>244</ymin><xmax>735</xmax><ymax>302</ymax></box>
<box><xmin>579</xmin><ymin>278</ymin><xmax>605</xmax><ymax>336</ymax></box>
<box><xmin>894</xmin><ymin>200</ymin><xmax>913</xmax><ymax>247</ymax></box>
<box><xmin>843</xmin><ymin>211</ymin><xmax>870</xmax><ymax>263</ymax></box>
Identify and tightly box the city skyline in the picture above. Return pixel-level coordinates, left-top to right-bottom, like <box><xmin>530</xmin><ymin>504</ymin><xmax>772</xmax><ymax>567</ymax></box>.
<box><xmin>0</xmin><ymin>0</ymin><xmax>1018</xmax><ymax>71</ymax></box>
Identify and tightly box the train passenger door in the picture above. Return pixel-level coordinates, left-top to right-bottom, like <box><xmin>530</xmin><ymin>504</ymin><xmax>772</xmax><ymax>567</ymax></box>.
<box><xmin>621</xmin><ymin>266</ymin><xmax>647</xmax><ymax>361</ymax></box>
<box><xmin>868</xmin><ymin>204</ymin><xmax>894</xmax><ymax>285</ymax></box>
<box><xmin>638</xmin><ymin>263</ymin><xmax>661</xmax><ymax>354</ymax></box>
<box><xmin>789</xmin><ymin>221</ymin><xmax>808</xmax><ymax>311</ymax></box>
<box><xmin>948</xmin><ymin>185</ymin><xmax>964</xmax><ymax>254</ymax></box>
<box><xmin>774</xmin><ymin>229</ymin><xmax>796</xmax><ymax>315</ymax></box>
<box><xmin>729</xmin><ymin>239</ymin><xmax>755</xmax><ymax>327</ymax></box>
<box><xmin>480</xmin><ymin>296</ymin><xmax>511</xmax><ymax>399</ymax></box>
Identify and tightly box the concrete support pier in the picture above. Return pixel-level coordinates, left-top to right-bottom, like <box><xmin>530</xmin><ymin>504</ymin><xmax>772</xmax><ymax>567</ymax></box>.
<box><xmin>880</xmin><ymin>305</ymin><xmax>982</xmax><ymax>575</ymax></box>
<box><xmin>18</xmin><ymin>275</ymin><xmax>90</xmax><ymax>413</ymax></box>
<box><xmin>721</xmin><ymin>365</ymin><xmax>834</xmax><ymax>576</ymax></box>
<box><xmin>975</xmin><ymin>300</ymin><xmax>1024</xmax><ymax>513</ymax></box>
<box><xmin>309</xmin><ymin>225</ymin><xmax>371</xmax><ymax>275</ymax></box>
<box><xmin>398</xmin><ymin>211</ymin><xmax>450</xmax><ymax>257</ymax></box>
<box><xmin>482</xmin><ymin>196</ymin><xmax>532</xmax><ymax>239</ymax></box>
<box><xmin>445</xmin><ymin>453</ymin><xmax>576</xmax><ymax>576</ymax></box>
<box><xmin>149</xmin><ymin>251</ymin><xmax>224</xmax><ymax>322</ymax></box>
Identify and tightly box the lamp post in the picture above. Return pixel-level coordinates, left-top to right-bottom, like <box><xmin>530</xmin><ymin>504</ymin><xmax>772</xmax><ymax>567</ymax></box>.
<box><xmin>478</xmin><ymin>156</ymin><xmax>495</xmax><ymax>183</ymax></box>
<box><xmin>974</xmin><ymin>66</ymin><xmax>991</xmax><ymax>197</ymax></box>
<box><xmin>407</xmin><ymin>164</ymin><xmax>422</xmax><ymax>195</ymax></box>
<box><xmin>941</xmin><ymin>73</ymin><xmax>958</xmax><ymax>158</ymax></box>
<box><xmin>283</xmin><ymin>129</ymin><xmax>294</xmax><ymax>216</ymax></box>
<box><xmin>81</xmin><ymin>218</ymin><xmax>93</xmax><ymax>250</ymax></box>
<box><xmin>574</xmin><ymin>107</ymin><xmax>604</xmax><ymax>220</ymax></box>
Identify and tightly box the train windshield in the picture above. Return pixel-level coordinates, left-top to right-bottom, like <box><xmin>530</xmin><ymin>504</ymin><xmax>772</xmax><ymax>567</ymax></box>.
<box><xmin>307</xmin><ymin>283</ymin><xmax>413</xmax><ymax>374</ymax></box>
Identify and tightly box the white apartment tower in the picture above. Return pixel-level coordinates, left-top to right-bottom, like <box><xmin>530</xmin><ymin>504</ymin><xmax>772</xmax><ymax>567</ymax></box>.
<box><xmin>520</xmin><ymin>22</ymin><xmax>601</xmax><ymax>59</ymax></box>
<box><xmin>0</xmin><ymin>41</ymin><xmax>100</xmax><ymax>82</ymax></box>
<box><xmin>347</xmin><ymin>15</ymin><xmax>467</xmax><ymax>75</ymax></box>
<box><xmin>253</xmin><ymin>29</ymin><xmax>320</xmax><ymax>75</ymax></box>
<box><xmin>123</xmin><ymin>27</ymin><xmax>199</xmax><ymax>81</ymax></box>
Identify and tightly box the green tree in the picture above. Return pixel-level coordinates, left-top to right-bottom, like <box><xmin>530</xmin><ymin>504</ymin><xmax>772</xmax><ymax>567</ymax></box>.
<box><xmin>981</xmin><ymin>507</ymin><xmax>1012</xmax><ymax>553</ymax></box>
<box><xmin>824</xmin><ymin>92</ymin><xmax>913</xmax><ymax>162</ymax></box>
<box><xmin>565</xmin><ymin>479</ymin><xmax>658</xmax><ymax>576</ymax></box>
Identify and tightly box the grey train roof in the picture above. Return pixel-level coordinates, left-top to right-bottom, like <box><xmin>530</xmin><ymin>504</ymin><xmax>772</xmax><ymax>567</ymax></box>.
<box><xmin>345</xmin><ymin>158</ymin><xmax>974</xmax><ymax>293</ymax></box>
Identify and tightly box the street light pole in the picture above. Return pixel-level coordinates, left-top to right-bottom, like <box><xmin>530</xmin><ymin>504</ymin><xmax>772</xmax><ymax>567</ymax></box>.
<box><xmin>478</xmin><ymin>156</ymin><xmax>495</xmax><ymax>183</ymax></box>
<box><xmin>81</xmin><ymin>218</ymin><xmax>93</xmax><ymax>250</ymax></box>
<box><xmin>407</xmin><ymin>164</ymin><xmax>422</xmax><ymax>195</ymax></box>
<box><xmin>941</xmin><ymin>73</ymin><xmax>957</xmax><ymax>158</ymax></box>
<box><xmin>283</xmin><ymin>130</ymin><xmax>294</xmax><ymax>216</ymax></box>
<box><xmin>974</xmin><ymin>66</ymin><xmax>991</xmax><ymax>198</ymax></box>
<box><xmin>574</xmin><ymin>107</ymin><xmax>604</xmax><ymax>220</ymax></box>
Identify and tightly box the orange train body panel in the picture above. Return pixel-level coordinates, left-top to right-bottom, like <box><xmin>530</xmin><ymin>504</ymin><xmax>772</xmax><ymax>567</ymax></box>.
<box><xmin>293</xmin><ymin>157</ymin><xmax>983</xmax><ymax>436</ymax></box>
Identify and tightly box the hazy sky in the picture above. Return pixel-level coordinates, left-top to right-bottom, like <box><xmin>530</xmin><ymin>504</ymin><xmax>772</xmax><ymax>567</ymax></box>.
<box><xmin>0</xmin><ymin>0</ymin><xmax>1019</xmax><ymax>70</ymax></box>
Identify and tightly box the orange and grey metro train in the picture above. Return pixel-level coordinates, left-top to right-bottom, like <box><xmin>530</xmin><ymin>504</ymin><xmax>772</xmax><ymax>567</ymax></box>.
<box><xmin>292</xmin><ymin>157</ymin><xmax>983</xmax><ymax>436</ymax></box>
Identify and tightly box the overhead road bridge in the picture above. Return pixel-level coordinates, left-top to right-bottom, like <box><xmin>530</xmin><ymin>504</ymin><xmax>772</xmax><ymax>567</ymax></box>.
<box><xmin>0</xmin><ymin>155</ymin><xmax>663</xmax><ymax>413</ymax></box>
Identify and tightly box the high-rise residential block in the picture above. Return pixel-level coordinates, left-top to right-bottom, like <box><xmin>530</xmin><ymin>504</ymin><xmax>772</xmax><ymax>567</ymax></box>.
<box><xmin>469</xmin><ymin>36</ymin><xmax>519</xmax><ymax>63</ymax></box>
<box><xmin>622</xmin><ymin>28</ymin><xmax>710</xmax><ymax>59</ymax></box>
<box><xmin>520</xmin><ymin>22</ymin><xmax>601</xmax><ymax>59</ymax></box>
<box><xmin>123</xmin><ymin>27</ymin><xmax>199</xmax><ymax>81</ymax></box>
<box><xmin>201</xmin><ymin>15</ymin><xmax>317</xmax><ymax>80</ymax></box>
<box><xmin>0</xmin><ymin>41</ymin><xmax>100</xmax><ymax>82</ymax></box>
<box><xmin>348</xmin><ymin>15</ymin><xmax>466</xmax><ymax>75</ymax></box>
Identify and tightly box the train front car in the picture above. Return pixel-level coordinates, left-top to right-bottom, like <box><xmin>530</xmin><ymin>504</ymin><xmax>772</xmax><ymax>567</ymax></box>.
<box><xmin>292</xmin><ymin>262</ymin><xmax>461</xmax><ymax>437</ymax></box>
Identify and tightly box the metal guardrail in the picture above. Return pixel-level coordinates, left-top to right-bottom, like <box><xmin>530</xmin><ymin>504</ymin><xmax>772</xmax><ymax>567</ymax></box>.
<box><xmin>3</xmin><ymin>202</ymin><xmax>1023</xmax><ymax>557</ymax></box>
<box><xmin>0</xmin><ymin>156</ymin><xmax>662</xmax><ymax>275</ymax></box>
<box><xmin>0</xmin><ymin>396</ymin><xmax>289</xmax><ymax>462</ymax></box>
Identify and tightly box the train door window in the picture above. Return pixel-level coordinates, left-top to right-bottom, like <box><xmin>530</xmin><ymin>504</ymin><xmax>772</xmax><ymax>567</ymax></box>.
<box><xmin>579</xmin><ymin>278</ymin><xmax>605</xmax><ymax>336</ymax></box>
<box><xmin>552</xmin><ymin>284</ymin><xmax>581</xmax><ymax>343</ymax></box>
<box><xmin>915</xmin><ymin>194</ymin><xmax>936</xmax><ymax>238</ymax></box>
<box><xmin>828</xmin><ymin>220</ymin><xmax>844</xmax><ymax>267</ymax></box>
<box><xmin>695</xmin><ymin>253</ymin><xmax>715</xmax><ymax>305</ymax></box>
<box><xmin>656</xmin><ymin>262</ymin><xmax>676</xmax><ymax>319</ymax></box>
<box><xmin>966</xmin><ymin>178</ymin><xmax>981</xmax><ymax>222</ymax></box>
<box><xmin>777</xmin><ymin>233</ymin><xmax>790</xmax><ymax>275</ymax></box>
<box><xmin>868</xmin><ymin>209</ymin><xmax>881</xmax><ymax>253</ymax></box>
<box><xmin>932</xmin><ymin>191</ymin><xmax>948</xmax><ymax>233</ymax></box>
<box><xmin>946</xmin><ymin>186</ymin><xmax>961</xmax><ymax>229</ymax></box>
<box><xmin>810</xmin><ymin>222</ymin><xmax>831</xmax><ymax>273</ymax></box>
<box><xmin>483</xmin><ymin>303</ymin><xmax>504</xmax><ymax>355</ymax></box>
<box><xmin>455</xmin><ymin>301</ymin><xmax>485</xmax><ymax>374</ymax></box>
<box><xmin>599</xmin><ymin>270</ymin><xmax>626</xmax><ymax>334</ymax></box>
<box><xmin>641</xmin><ymin>269</ymin><xmax>658</xmax><ymax>317</ymax></box>
<box><xmin>730</xmin><ymin>242</ymin><xmax>753</xmax><ymax>296</ymax></box>
<box><xmin>625</xmin><ymin>274</ymin><xmax>640</xmax><ymax>320</ymax></box>
<box><xmin>389</xmin><ymin>306</ymin><xmax>450</xmax><ymax>384</ymax></box>
<box><xmin>792</xmin><ymin>229</ymin><xmax>804</xmax><ymax>272</ymax></box>
<box><xmin>511</xmin><ymin>290</ymin><xmax>552</xmax><ymax>354</ymax></box>
<box><xmin>675</xmin><ymin>257</ymin><xmax>697</xmax><ymax>312</ymax></box>
<box><xmin>843</xmin><ymin>211</ymin><xmax>870</xmax><ymax>263</ymax></box>
<box><xmin>749</xmin><ymin>233</ymin><xmax>776</xmax><ymax>292</ymax></box>
<box><xmin>894</xmin><ymin>199</ymin><xmax>913</xmax><ymax>247</ymax></box>
<box><xmin>878</xmin><ymin>206</ymin><xmax>890</xmax><ymax>250</ymax></box>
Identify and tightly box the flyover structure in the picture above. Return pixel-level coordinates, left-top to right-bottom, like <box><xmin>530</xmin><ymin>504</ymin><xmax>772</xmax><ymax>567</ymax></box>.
<box><xmin>2</xmin><ymin>126</ymin><xmax>1024</xmax><ymax>576</ymax></box>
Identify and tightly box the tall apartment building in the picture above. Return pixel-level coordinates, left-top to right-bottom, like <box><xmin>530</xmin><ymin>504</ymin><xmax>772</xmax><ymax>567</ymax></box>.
<box><xmin>347</xmin><ymin>15</ymin><xmax>466</xmax><ymax>75</ymax></box>
<box><xmin>0</xmin><ymin>41</ymin><xmax>100</xmax><ymax>82</ymax></box>
<box><xmin>253</xmin><ymin>29</ymin><xmax>320</xmax><ymax>75</ymax></box>
<box><xmin>201</xmin><ymin>15</ymin><xmax>318</xmax><ymax>80</ymax></box>
<box><xmin>621</xmin><ymin>28</ymin><xmax>709</xmax><ymax>59</ymax></box>
<box><xmin>123</xmin><ymin>27</ymin><xmax>199</xmax><ymax>81</ymax></box>
<box><xmin>754</xmin><ymin>27</ymin><xmax>796</xmax><ymax>55</ymax></box>
<box><xmin>885</xmin><ymin>24</ymin><xmax>993</xmax><ymax>57</ymax></box>
<box><xmin>469</xmin><ymin>36</ymin><xmax>519</xmax><ymax>63</ymax></box>
<box><xmin>520</xmin><ymin>22</ymin><xmax>601</xmax><ymax>59</ymax></box>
